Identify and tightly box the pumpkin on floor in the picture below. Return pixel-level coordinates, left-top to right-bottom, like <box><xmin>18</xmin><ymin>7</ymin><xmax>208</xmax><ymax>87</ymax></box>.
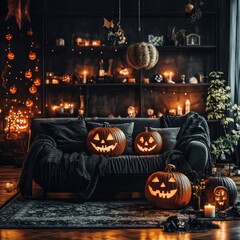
<box><xmin>145</xmin><ymin>164</ymin><xmax>192</xmax><ymax>209</ymax></box>
<box><xmin>126</xmin><ymin>42</ymin><xmax>159</xmax><ymax>70</ymax></box>
<box><xmin>134</xmin><ymin>127</ymin><xmax>162</xmax><ymax>155</ymax></box>
<box><xmin>204</xmin><ymin>176</ymin><xmax>238</xmax><ymax>206</ymax></box>
<box><xmin>86</xmin><ymin>122</ymin><xmax>126</xmax><ymax>157</ymax></box>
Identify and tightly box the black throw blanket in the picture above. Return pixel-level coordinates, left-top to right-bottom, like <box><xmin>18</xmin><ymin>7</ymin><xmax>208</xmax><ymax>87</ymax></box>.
<box><xmin>18</xmin><ymin>135</ymin><xmax>109</xmax><ymax>199</ymax></box>
<box><xmin>161</xmin><ymin>111</ymin><xmax>212</xmax><ymax>175</ymax></box>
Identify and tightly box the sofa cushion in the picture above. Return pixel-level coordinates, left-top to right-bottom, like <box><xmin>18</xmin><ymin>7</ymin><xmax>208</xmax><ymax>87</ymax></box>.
<box><xmin>86</xmin><ymin>122</ymin><xmax>134</xmax><ymax>154</ymax></box>
<box><xmin>41</xmin><ymin>119</ymin><xmax>88</xmax><ymax>153</ymax></box>
<box><xmin>149</xmin><ymin>127</ymin><xmax>180</xmax><ymax>152</ymax></box>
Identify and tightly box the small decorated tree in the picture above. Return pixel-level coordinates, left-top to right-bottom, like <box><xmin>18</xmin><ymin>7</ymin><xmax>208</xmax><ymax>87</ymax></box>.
<box><xmin>206</xmin><ymin>71</ymin><xmax>240</xmax><ymax>162</ymax></box>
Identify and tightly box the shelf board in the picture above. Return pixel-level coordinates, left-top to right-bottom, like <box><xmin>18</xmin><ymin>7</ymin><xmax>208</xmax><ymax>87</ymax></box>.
<box><xmin>142</xmin><ymin>83</ymin><xmax>210</xmax><ymax>87</ymax></box>
<box><xmin>44</xmin><ymin>83</ymin><xmax>139</xmax><ymax>87</ymax></box>
<box><xmin>44</xmin><ymin>45</ymin><xmax>217</xmax><ymax>51</ymax></box>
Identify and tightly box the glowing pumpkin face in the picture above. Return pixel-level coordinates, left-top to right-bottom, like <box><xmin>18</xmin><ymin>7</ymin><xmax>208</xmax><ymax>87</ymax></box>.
<box><xmin>9</xmin><ymin>85</ymin><xmax>17</xmax><ymax>94</ymax></box>
<box><xmin>214</xmin><ymin>186</ymin><xmax>229</xmax><ymax>210</ymax></box>
<box><xmin>28</xmin><ymin>52</ymin><xmax>37</xmax><ymax>60</ymax></box>
<box><xmin>25</xmin><ymin>99</ymin><xmax>34</xmax><ymax>108</ymax></box>
<box><xmin>25</xmin><ymin>70</ymin><xmax>32</xmax><ymax>79</ymax></box>
<box><xmin>87</xmin><ymin>122</ymin><xmax>126</xmax><ymax>156</ymax></box>
<box><xmin>134</xmin><ymin>127</ymin><xmax>162</xmax><ymax>155</ymax></box>
<box><xmin>6</xmin><ymin>33</ymin><xmax>13</xmax><ymax>40</ymax></box>
<box><xmin>17</xmin><ymin>116</ymin><xmax>28</xmax><ymax>132</ymax></box>
<box><xmin>145</xmin><ymin>164</ymin><xmax>192</xmax><ymax>209</ymax></box>
<box><xmin>34</xmin><ymin>78</ymin><xmax>41</xmax><ymax>86</ymax></box>
<box><xmin>7</xmin><ymin>52</ymin><xmax>15</xmax><ymax>60</ymax></box>
<box><xmin>29</xmin><ymin>85</ymin><xmax>37</xmax><ymax>94</ymax></box>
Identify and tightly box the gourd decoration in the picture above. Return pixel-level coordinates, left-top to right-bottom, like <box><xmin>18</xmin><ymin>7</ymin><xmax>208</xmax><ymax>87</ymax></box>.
<box><xmin>204</xmin><ymin>176</ymin><xmax>238</xmax><ymax>206</ymax></box>
<box><xmin>87</xmin><ymin>122</ymin><xmax>126</xmax><ymax>156</ymax></box>
<box><xmin>134</xmin><ymin>127</ymin><xmax>162</xmax><ymax>155</ymax></box>
<box><xmin>145</xmin><ymin>164</ymin><xmax>192</xmax><ymax>209</ymax></box>
<box><xmin>126</xmin><ymin>42</ymin><xmax>159</xmax><ymax>70</ymax></box>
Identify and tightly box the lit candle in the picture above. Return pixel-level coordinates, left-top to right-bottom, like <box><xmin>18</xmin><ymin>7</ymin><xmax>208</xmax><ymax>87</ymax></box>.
<box><xmin>169</xmin><ymin>108</ymin><xmax>176</xmax><ymax>116</ymax></box>
<box><xmin>204</xmin><ymin>204</ymin><xmax>215</xmax><ymax>218</ymax></box>
<box><xmin>169</xmin><ymin>71</ymin><xmax>173</xmax><ymax>81</ymax></box>
<box><xmin>83</xmin><ymin>70</ymin><xmax>87</xmax><ymax>83</ymax></box>
<box><xmin>177</xmin><ymin>105</ymin><xmax>183</xmax><ymax>116</ymax></box>
<box><xmin>185</xmin><ymin>99</ymin><xmax>191</xmax><ymax>114</ymax></box>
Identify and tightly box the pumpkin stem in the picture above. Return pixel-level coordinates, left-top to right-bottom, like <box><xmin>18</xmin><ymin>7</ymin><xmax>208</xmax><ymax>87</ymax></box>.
<box><xmin>165</xmin><ymin>164</ymin><xmax>176</xmax><ymax>172</ymax></box>
<box><xmin>144</xmin><ymin>126</ymin><xmax>149</xmax><ymax>132</ymax></box>
<box><xmin>103</xmin><ymin>122</ymin><xmax>111</xmax><ymax>128</ymax></box>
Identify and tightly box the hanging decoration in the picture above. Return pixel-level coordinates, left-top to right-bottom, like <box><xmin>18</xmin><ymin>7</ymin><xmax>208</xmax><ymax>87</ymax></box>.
<box><xmin>184</xmin><ymin>0</ymin><xmax>204</xmax><ymax>24</ymax></box>
<box><xmin>7</xmin><ymin>52</ymin><xmax>15</xmax><ymax>60</ymax></box>
<box><xmin>5</xmin><ymin>0</ymin><xmax>31</xmax><ymax>30</ymax></box>
<box><xmin>28</xmin><ymin>52</ymin><xmax>37</xmax><ymax>60</ymax></box>
<box><xmin>9</xmin><ymin>85</ymin><xmax>17</xmax><ymax>94</ymax></box>
<box><xmin>126</xmin><ymin>0</ymin><xmax>159</xmax><ymax>70</ymax></box>
<box><xmin>103</xmin><ymin>0</ymin><xmax>127</xmax><ymax>46</ymax></box>
<box><xmin>5</xmin><ymin>33</ymin><xmax>13</xmax><ymax>41</ymax></box>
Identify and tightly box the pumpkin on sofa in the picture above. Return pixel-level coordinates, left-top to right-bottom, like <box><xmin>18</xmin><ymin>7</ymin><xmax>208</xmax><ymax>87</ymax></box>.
<box><xmin>134</xmin><ymin>127</ymin><xmax>162</xmax><ymax>155</ymax></box>
<box><xmin>126</xmin><ymin>42</ymin><xmax>159</xmax><ymax>70</ymax></box>
<box><xmin>87</xmin><ymin>122</ymin><xmax>126</xmax><ymax>156</ymax></box>
<box><xmin>204</xmin><ymin>176</ymin><xmax>238</xmax><ymax>206</ymax></box>
<box><xmin>145</xmin><ymin>164</ymin><xmax>192</xmax><ymax>209</ymax></box>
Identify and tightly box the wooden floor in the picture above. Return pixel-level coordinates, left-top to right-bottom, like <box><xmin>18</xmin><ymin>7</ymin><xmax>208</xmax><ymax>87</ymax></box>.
<box><xmin>1</xmin><ymin>165</ymin><xmax>240</xmax><ymax>240</ymax></box>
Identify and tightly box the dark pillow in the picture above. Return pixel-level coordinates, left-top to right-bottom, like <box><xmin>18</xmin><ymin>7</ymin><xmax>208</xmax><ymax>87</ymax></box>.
<box><xmin>149</xmin><ymin>127</ymin><xmax>180</xmax><ymax>153</ymax></box>
<box><xmin>41</xmin><ymin>119</ymin><xmax>88</xmax><ymax>153</ymax></box>
<box><xmin>86</xmin><ymin>122</ymin><xmax>134</xmax><ymax>154</ymax></box>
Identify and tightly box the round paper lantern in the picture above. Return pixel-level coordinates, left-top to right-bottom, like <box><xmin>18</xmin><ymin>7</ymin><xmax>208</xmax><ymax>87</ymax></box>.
<box><xmin>33</xmin><ymin>77</ymin><xmax>41</xmax><ymax>86</ymax></box>
<box><xmin>126</xmin><ymin>42</ymin><xmax>159</xmax><ymax>70</ymax></box>
<box><xmin>28</xmin><ymin>52</ymin><xmax>37</xmax><ymax>60</ymax></box>
<box><xmin>9</xmin><ymin>85</ymin><xmax>17</xmax><ymax>94</ymax></box>
<box><xmin>7</xmin><ymin>52</ymin><xmax>15</xmax><ymax>60</ymax></box>
<box><xmin>204</xmin><ymin>176</ymin><xmax>238</xmax><ymax>206</ymax></box>
<box><xmin>145</xmin><ymin>164</ymin><xmax>192</xmax><ymax>209</ymax></box>
<box><xmin>134</xmin><ymin>127</ymin><xmax>162</xmax><ymax>155</ymax></box>
<box><xmin>29</xmin><ymin>85</ymin><xmax>37</xmax><ymax>94</ymax></box>
<box><xmin>25</xmin><ymin>99</ymin><xmax>34</xmax><ymax>108</ymax></box>
<box><xmin>6</xmin><ymin>33</ymin><xmax>13</xmax><ymax>40</ymax></box>
<box><xmin>25</xmin><ymin>70</ymin><xmax>32</xmax><ymax>79</ymax></box>
<box><xmin>86</xmin><ymin>122</ymin><xmax>126</xmax><ymax>156</ymax></box>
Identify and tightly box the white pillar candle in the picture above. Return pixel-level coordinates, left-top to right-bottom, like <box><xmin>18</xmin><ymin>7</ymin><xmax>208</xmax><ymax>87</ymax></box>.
<box><xmin>83</xmin><ymin>71</ymin><xmax>87</xmax><ymax>83</ymax></box>
<box><xmin>177</xmin><ymin>105</ymin><xmax>183</xmax><ymax>116</ymax></box>
<box><xmin>185</xmin><ymin>99</ymin><xmax>191</xmax><ymax>114</ymax></box>
<box><xmin>204</xmin><ymin>204</ymin><xmax>215</xmax><ymax>218</ymax></box>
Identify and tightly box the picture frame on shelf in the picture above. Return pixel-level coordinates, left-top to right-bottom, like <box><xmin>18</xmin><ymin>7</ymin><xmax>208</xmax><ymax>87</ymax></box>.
<box><xmin>186</xmin><ymin>33</ymin><xmax>201</xmax><ymax>46</ymax></box>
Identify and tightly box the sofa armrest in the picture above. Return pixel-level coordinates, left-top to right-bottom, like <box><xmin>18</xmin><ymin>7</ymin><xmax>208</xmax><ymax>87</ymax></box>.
<box><xmin>185</xmin><ymin>140</ymin><xmax>208</xmax><ymax>172</ymax></box>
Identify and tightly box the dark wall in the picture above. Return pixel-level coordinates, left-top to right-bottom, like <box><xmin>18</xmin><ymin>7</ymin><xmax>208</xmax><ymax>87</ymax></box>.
<box><xmin>0</xmin><ymin>0</ymin><xmax>230</xmax><ymax>118</ymax></box>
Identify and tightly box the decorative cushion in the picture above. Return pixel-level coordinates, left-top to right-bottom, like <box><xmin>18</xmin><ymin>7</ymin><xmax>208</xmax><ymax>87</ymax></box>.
<box><xmin>41</xmin><ymin>119</ymin><xmax>88</xmax><ymax>153</ymax></box>
<box><xmin>149</xmin><ymin>127</ymin><xmax>180</xmax><ymax>152</ymax></box>
<box><xmin>86</xmin><ymin>122</ymin><xmax>134</xmax><ymax>154</ymax></box>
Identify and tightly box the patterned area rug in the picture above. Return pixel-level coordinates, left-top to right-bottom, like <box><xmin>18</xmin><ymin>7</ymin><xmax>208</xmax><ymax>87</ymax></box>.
<box><xmin>0</xmin><ymin>195</ymin><xmax>190</xmax><ymax>229</ymax></box>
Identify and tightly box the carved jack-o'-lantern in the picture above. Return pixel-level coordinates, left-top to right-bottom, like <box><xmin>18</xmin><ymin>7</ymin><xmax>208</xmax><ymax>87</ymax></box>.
<box><xmin>33</xmin><ymin>77</ymin><xmax>41</xmax><ymax>86</ymax></box>
<box><xmin>25</xmin><ymin>99</ymin><xmax>34</xmax><ymax>108</ymax></box>
<box><xmin>9</xmin><ymin>85</ymin><xmax>17</xmax><ymax>94</ymax></box>
<box><xmin>7</xmin><ymin>52</ymin><xmax>15</xmax><ymax>60</ymax></box>
<box><xmin>87</xmin><ymin>122</ymin><xmax>126</xmax><ymax>156</ymax></box>
<box><xmin>205</xmin><ymin>176</ymin><xmax>237</xmax><ymax>206</ymax></box>
<box><xmin>25</xmin><ymin>70</ymin><xmax>32</xmax><ymax>79</ymax></box>
<box><xmin>29</xmin><ymin>85</ymin><xmax>37</xmax><ymax>94</ymax></box>
<box><xmin>214</xmin><ymin>186</ymin><xmax>229</xmax><ymax>210</ymax></box>
<box><xmin>145</xmin><ymin>164</ymin><xmax>192</xmax><ymax>209</ymax></box>
<box><xmin>6</xmin><ymin>33</ymin><xmax>13</xmax><ymax>40</ymax></box>
<box><xmin>17</xmin><ymin>116</ymin><xmax>28</xmax><ymax>132</ymax></box>
<box><xmin>28</xmin><ymin>52</ymin><xmax>37</xmax><ymax>60</ymax></box>
<box><xmin>134</xmin><ymin>127</ymin><xmax>162</xmax><ymax>155</ymax></box>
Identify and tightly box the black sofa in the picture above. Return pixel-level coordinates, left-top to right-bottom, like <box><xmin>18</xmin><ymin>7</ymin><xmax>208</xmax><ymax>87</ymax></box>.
<box><xmin>19</xmin><ymin>112</ymin><xmax>212</xmax><ymax>199</ymax></box>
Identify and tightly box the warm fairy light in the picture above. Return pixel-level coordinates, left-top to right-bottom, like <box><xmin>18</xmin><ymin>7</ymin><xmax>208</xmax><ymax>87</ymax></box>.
<box><xmin>4</xmin><ymin>109</ymin><xmax>29</xmax><ymax>134</ymax></box>
<box><xmin>119</xmin><ymin>68</ymin><xmax>129</xmax><ymax>75</ymax></box>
